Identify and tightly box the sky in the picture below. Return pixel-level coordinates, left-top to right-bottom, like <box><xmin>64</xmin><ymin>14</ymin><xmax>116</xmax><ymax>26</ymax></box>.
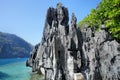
<box><xmin>0</xmin><ymin>0</ymin><xmax>101</xmax><ymax>45</ymax></box>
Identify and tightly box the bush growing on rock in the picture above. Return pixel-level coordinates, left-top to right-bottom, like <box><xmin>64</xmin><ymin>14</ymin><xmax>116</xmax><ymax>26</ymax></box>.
<box><xmin>78</xmin><ymin>0</ymin><xmax>120</xmax><ymax>42</ymax></box>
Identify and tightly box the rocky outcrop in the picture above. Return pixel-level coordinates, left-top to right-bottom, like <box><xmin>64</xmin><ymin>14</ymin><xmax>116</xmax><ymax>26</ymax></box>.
<box><xmin>26</xmin><ymin>3</ymin><xmax>120</xmax><ymax>80</ymax></box>
<box><xmin>82</xmin><ymin>27</ymin><xmax>120</xmax><ymax>80</ymax></box>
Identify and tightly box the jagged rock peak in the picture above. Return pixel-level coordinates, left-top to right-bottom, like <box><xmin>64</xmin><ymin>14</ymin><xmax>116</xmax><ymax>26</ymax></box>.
<box><xmin>71</xmin><ymin>13</ymin><xmax>77</xmax><ymax>28</ymax></box>
<box><xmin>46</xmin><ymin>2</ymin><xmax>69</xmax><ymax>27</ymax></box>
<box><xmin>27</xmin><ymin>3</ymin><xmax>83</xmax><ymax>80</ymax></box>
<box><xmin>26</xmin><ymin>3</ymin><xmax>120</xmax><ymax>80</ymax></box>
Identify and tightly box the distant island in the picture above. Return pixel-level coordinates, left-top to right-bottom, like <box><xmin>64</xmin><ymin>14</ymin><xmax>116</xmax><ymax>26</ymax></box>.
<box><xmin>0</xmin><ymin>32</ymin><xmax>33</xmax><ymax>58</ymax></box>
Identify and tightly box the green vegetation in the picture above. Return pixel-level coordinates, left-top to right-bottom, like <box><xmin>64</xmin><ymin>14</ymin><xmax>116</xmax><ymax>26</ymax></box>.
<box><xmin>0</xmin><ymin>32</ymin><xmax>33</xmax><ymax>58</ymax></box>
<box><xmin>78</xmin><ymin>0</ymin><xmax>120</xmax><ymax>41</ymax></box>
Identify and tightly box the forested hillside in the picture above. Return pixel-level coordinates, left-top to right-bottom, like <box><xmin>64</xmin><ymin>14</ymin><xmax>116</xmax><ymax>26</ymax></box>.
<box><xmin>0</xmin><ymin>32</ymin><xmax>33</xmax><ymax>58</ymax></box>
<box><xmin>78</xmin><ymin>0</ymin><xmax>120</xmax><ymax>41</ymax></box>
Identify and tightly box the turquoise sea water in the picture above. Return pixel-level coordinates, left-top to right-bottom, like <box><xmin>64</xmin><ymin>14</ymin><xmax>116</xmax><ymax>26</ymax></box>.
<box><xmin>0</xmin><ymin>58</ymin><xmax>44</xmax><ymax>80</ymax></box>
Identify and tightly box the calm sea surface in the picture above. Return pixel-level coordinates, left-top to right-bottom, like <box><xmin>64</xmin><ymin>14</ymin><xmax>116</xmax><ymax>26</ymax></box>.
<box><xmin>0</xmin><ymin>58</ymin><xmax>44</xmax><ymax>80</ymax></box>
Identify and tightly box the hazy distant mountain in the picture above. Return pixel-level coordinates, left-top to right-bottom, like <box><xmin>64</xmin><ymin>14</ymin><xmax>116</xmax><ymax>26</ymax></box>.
<box><xmin>0</xmin><ymin>32</ymin><xmax>33</xmax><ymax>58</ymax></box>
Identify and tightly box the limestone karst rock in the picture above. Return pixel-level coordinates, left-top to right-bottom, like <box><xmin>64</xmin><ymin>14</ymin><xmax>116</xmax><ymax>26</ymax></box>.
<box><xmin>26</xmin><ymin>3</ymin><xmax>120</xmax><ymax>80</ymax></box>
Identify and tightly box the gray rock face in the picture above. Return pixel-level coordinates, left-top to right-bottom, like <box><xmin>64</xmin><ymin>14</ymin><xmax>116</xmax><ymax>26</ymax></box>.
<box><xmin>82</xmin><ymin>27</ymin><xmax>120</xmax><ymax>80</ymax></box>
<box><xmin>26</xmin><ymin>3</ymin><xmax>120</xmax><ymax>80</ymax></box>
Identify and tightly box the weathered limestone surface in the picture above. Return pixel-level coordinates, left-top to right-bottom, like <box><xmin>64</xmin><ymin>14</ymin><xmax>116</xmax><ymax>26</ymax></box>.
<box><xmin>26</xmin><ymin>3</ymin><xmax>120</xmax><ymax>80</ymax></box>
